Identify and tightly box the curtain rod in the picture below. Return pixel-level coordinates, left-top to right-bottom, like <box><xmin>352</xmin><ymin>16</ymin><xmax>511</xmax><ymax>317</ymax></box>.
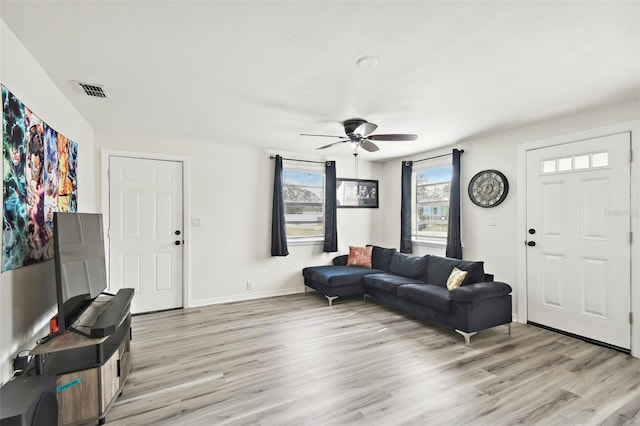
<box><xmin>269</xmin><ymin>155</ymin><xmax>325</xmax><ymax>165</ymax></box>
<box><xmin>411</xmin><ymin>149</ymin><xmax>464</xmax><ymax>164</ymax></box>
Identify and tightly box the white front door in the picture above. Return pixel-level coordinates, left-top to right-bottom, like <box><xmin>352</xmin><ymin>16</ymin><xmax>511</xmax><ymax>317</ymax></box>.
<box><xmin>526</xmin><ymin>132</ymin><xmax>631</xmax><ymax>349</ymax></box>
<box><xmin>108</xmin><ymin>156</ymin><xmax>184</xmax><ymax>313</ymax></box>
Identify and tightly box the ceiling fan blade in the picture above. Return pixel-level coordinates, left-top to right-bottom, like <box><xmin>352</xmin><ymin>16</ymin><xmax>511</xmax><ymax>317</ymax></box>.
<box><xmin>316</xmin><ymin>140</ymin><xmax>349</xmax><ymax>150</ymax></box>
<box><xmin>360</xmin><ymin>139</ymin><xmax>380</xmax><ymax>152</ymax></box>
<box><xmin>300</xmin><ymin>133</ymin><xmax>346</xmax><ymax>138</ymax></box>
<box><xmin>367</xmin><ymin>134</ymin><xmax>418</xmax><ymax>141</ymax></box>
<box><xmin>352</xmin><ymin>122</ymin><xmax>378</xmax><ymax>137</ymax></box>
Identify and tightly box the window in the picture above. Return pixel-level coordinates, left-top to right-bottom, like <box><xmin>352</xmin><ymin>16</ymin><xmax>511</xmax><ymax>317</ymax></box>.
<box><xmin>414</xmin><ymin>165</ymin><xmax>452</xmax><ymax>240</ymax></box>
<box><xmin>283</xmin><ymin>166</ymin><xmax>324</xmax><ymax>241</ymax></box>
<box><xmin>541</xmin><ymin>151</ymin><xmax>609</xmax><ymax>174</ymax></box>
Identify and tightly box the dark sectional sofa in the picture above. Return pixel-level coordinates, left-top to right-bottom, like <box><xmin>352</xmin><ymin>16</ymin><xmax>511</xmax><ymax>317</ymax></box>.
<box><xmin>302</xmin><ymin>246</ymin><xmax>512</xmax><ymax>344</ymax></box>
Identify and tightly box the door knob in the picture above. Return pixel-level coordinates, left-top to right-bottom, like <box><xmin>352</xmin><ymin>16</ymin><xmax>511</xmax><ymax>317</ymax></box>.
<box><xmin>175</xmin><ymin>230</ymin><xmax>181</xmax><ymax>235</ymax></box>
<box><xmin>528</xmin><ymin>228</ymin><xmax>536</xmax><ymax>234</ymax></box>
<box><xmin>527</xmin><ymin>241</ymin><xmax>536</xmax><ymax>247</ymax></box>
<box><xmin>175</xmin><ymin>240</ymin><xmax>181</xmax><ymax>246</ymax></box>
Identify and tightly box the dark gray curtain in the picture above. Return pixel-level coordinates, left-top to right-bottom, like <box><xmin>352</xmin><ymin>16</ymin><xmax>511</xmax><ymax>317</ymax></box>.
<box><xmin>400</xmin><ymin>161</ymin><xmax>413</xmax><ymax>254</ymax></box>
<box><xmin>323</xmin><ymin>161</ymin><xmax>338</xmax><ymax>252</ymax></box>
<box><xmin>271</xmin><ymin>155</ymin><xmax>289</xmax><ymax>256</ymax></box>
<box><xmin>445</xmin><ymin>149</ymin><xmax>463</xmax><ymax>259</ymax></box>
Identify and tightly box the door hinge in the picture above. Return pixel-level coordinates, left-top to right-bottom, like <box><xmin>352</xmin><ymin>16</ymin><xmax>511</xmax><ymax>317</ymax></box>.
<box><xmin>630</xmin><ymin>312</ymin><xmax>633</xmax><ymax>325</ymax></box>
<box><xmin>630</xmin><ymin>150</ymin><xmax>634</xmax><ymax>163</ymax></box>
<box><xmin>631</xmin><ymin>231</ymin><xmax>634</xmax><ymax>244</ymax></box>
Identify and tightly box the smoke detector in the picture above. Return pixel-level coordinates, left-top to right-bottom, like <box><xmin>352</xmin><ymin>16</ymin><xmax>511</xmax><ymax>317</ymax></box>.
<box><xmin>73</xmin><ymin>81</ymin><xmax>110</xmax><ymax>99</ymax></box>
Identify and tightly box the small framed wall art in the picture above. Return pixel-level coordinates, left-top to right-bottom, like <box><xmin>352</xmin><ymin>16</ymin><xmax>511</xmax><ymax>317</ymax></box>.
<box><xmin>336</xmin><ymin>178</ymin><xmax>379</xmax><ymax>208</ymax></box>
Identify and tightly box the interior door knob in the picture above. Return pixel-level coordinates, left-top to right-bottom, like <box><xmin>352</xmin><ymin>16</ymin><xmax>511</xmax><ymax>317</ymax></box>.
<box><xmin>527</xmin><ymin>241</ymin><xmax>536</xmax><ymax>247</ymax></box>
<box><xmin>175</xmin><ymin>240</ymin><xmax>181</xmax><ymax>246</ymax></box>
<box><xmin>528</xmin><ymin>228</ymin><xmax>536</xmax><ymax>234</ymax></box>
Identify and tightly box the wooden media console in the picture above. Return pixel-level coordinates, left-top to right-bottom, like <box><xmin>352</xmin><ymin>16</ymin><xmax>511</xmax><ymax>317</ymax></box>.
<box><xmin>30</xmin><ymin>292</ymin><xmax>132</xmax><ymax>425</ymax></box>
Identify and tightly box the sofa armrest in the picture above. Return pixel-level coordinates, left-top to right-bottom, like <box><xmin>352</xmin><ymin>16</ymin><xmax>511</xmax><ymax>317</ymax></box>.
<box><xmin>449</xmin><ymin>281</ymin><xmax>512</xmax><ymax>302</ymax></box>
<box><xmin>333</xmin><ymin>254</ymin><xmax>348</xmax><ymax>266</ymax></box>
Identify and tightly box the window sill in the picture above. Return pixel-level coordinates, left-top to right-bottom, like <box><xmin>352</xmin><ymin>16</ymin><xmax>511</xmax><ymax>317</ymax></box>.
<box><xmin>412</xmin><ymin>238</ymin><xmax>447</xmax><ymax>248</ymax></box>
<box><xmin>287</xmin><ymin>238</ymin><xmax>324</xmax><ymax>246</ymax></box>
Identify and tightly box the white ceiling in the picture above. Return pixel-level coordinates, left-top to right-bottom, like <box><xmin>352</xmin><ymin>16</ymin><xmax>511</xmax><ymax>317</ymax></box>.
<box><xmin>2</xmin><ymin>1</ymin><xmax>639</xmax><ymax>161</ymax></box>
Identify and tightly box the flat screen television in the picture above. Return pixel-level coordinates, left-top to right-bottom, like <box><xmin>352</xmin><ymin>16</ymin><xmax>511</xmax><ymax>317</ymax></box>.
<box><xmin>53</xmin><ymin>212</ymin><xmax>108</xmax><ymax>335</ymax></box>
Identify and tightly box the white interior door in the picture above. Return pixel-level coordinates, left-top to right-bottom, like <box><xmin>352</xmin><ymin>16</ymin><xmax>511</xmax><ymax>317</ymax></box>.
<box><xmin>526</xmin><ymin>132</ymin><xmax>631</xmax><ymax>349</ymax></box>
<box><xmin>108</xmin><ymin>156</ymin><xmax>183</xmax><ymax>313</ymax></box>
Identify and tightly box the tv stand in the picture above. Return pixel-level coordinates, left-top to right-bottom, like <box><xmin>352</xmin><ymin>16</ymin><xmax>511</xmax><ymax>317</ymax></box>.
<box><xmin>30</xmin><ymin>294</ymin><xmax>133</xmax><ymax>425</ymax></box>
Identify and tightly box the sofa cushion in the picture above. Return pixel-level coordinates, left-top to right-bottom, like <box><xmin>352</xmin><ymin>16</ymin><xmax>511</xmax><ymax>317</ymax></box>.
<box><xmin>446</xmin><ymin>267</ymin><xmax>468</xmax><ymax>290</ymax></box>
<box><xmin>369</xmin><ymin>245</ymin><xmax>396</xmax><ymax>272</ymax></box>
<box><xmin>389</xmin><ymin>252</ymin><xmax>429</xmax><ymax>280</ymax></box>
<box><xmin>397</xmin><ymin>284</ymin><xmax>451</xmax><ymax>312</ymax></box>
<box><xmin>363</xmin><ymin>273</ymin><xmax>425</xmax><ymax>295</ymax></box>
<box><xmin>347</xmin><ymin>246</ymin><xmax>373</xmax><ymax>268</ymax></box>
<box><xmin>426</xmin><ymin>256</ymin><xmax>485</xmax><ymax>287</ymax></box>
<box><xmin>302</xmin><ymin>265</ymin><xmax>382</xmax><ymax>288</ymax></box>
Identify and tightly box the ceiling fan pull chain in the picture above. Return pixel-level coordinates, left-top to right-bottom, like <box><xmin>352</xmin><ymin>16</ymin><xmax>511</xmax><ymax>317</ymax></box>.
<box><xmin>354</xmin><ymin>152</ymin><xmax>359</xmax><ymax>179</ymax></box>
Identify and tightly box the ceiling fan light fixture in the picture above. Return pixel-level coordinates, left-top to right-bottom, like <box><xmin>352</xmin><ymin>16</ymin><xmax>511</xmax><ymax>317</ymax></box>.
<box><xmin>302</xmin><ymin>119</ymin><xmax>416</xmax><ymax>152</ymax></box>
<box><xmin>356</xmin><ymin>56</ymin><xmax>378</xmax><ymax>69</ymax></box>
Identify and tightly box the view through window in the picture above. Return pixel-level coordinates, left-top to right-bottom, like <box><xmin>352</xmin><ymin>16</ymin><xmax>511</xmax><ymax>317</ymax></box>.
<box><xmin>415</xmin><ymin>165</ymin><xmax>452</xmax><ymax>240</ymax></box>
<box><xmin>283</xmin><ymin>168</ymin><xmax>324</xmax><ymax>240</ymax></box>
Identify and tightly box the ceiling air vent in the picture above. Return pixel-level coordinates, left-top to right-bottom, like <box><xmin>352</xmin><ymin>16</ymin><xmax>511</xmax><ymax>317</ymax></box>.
<box><xmin>74</xmin><ymin>81</ymin><xmax>109</xmax><ymax>99</ymax></box>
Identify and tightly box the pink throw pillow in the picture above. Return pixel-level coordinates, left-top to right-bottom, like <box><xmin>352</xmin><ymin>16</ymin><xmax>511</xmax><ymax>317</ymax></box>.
<box><xmin>347</xmin><ymin>246</ymin><xmax>373</xmax><ymax>268</ymax></box>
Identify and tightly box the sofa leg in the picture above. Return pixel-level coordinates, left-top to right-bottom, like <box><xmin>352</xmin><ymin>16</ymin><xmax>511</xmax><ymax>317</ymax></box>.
<box><xmin>455</xmin><ymin>329</ymin><xmax>477</xmax><ymax>346</ymax></box>
<box><xmin>363</xmin><ymin>294</ymin><xmax>369</xmax><ymax>303</ymax></box>
<box><xmin>325</xmin><ymin>295</ymin><xmax>338</xmax><ymax>306</ymax></box>
<box><xmin>507</xmin><ymin>323</ymin><xmax>511</xmax><ymax>335</ymax></box>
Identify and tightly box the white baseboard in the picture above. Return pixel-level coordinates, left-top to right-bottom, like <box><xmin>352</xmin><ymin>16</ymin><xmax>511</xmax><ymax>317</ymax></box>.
<box><xmin>188</xmin><ymin>287</ymin><xmax>305</xmax><ymax>308</ymax></box>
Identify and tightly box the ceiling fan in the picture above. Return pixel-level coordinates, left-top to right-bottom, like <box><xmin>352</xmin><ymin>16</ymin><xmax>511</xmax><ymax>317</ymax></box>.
<box><xmin>300</xmin><ymin>118</ymin><xmax>418</xmax><ymax>153</ymax></box>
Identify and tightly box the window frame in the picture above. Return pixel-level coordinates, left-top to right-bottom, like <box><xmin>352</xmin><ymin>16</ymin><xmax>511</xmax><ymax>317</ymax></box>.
<box><xmin>412</xmin><ymin>157</ymin><xmax>452</xmax><ymax>244</ymax></box>
<box><xmin>282</xmin><ymin>161</ymin><xmax>325</xmax><ymax>245</ymax></box>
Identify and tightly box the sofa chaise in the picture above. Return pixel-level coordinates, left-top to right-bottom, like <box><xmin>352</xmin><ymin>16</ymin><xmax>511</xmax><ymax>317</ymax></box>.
<box><xmin>302</xmin><ymin>246</ymin><xmax>512</xmax><ymax>344</ymax></box>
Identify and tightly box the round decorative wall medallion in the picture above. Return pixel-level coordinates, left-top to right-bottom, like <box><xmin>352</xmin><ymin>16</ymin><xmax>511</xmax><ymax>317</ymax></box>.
<box><xmin>468</xmin><ymin>169</ymin><xmax>509</xmax><ymax>208</ymax></box>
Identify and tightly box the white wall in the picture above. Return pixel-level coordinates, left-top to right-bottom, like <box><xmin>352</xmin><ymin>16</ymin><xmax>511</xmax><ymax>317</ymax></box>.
<box><xmin>377</xmin><ymin>97</ymin><xmax>640</xmax><ymax>318</ymax></box>
<box><xmin>0</xmin><ymin>20</ymin><xmax>97</xmax><ymax>384</ymax></box>
<box><xmin>96</xmin><ymin>131</ymin><xmax>382</xmax><ymax>307</ymax></box>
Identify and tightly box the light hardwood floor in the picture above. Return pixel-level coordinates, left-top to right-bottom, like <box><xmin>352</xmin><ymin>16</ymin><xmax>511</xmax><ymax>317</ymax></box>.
<box><xmin>105</xmin><ymin>293</ymin><xmax>640</xmax><ymax>425</ymax></box>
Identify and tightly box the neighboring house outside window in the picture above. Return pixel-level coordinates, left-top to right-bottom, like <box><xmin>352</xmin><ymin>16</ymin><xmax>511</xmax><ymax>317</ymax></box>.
<box><xmin>414</xmin><ymin>164</ymin><xmax>452</xmax><ymax>241</ymax></box>
<box><xmin>283</xmin><ymin>165</ymin><xmax>324</xmax><ymax>242</ymax></box>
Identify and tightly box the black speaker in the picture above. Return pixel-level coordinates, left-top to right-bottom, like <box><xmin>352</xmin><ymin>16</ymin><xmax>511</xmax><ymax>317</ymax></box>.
<box><xmin>0</xmin><ymin>374</ymin><xmax>57</xmax><ymax>426</ymax></box>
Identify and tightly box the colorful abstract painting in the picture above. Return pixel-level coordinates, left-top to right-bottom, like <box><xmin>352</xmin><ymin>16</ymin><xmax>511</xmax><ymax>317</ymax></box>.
<box><xmin>2</xmin><ymin>85</ymin><xmax>78</xmax><ymax>271</ymax></box>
